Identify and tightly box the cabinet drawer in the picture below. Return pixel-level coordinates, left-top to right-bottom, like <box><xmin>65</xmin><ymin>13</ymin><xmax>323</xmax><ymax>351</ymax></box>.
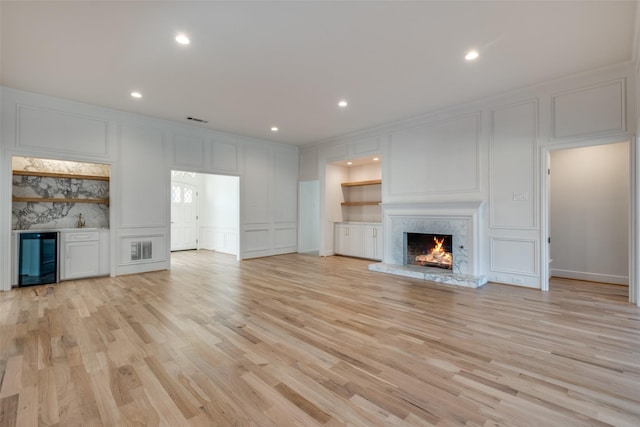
<box><xmin>63</xmin><ymin>231</ymin><xmax>99</xmax><ymax>242</ymax></box>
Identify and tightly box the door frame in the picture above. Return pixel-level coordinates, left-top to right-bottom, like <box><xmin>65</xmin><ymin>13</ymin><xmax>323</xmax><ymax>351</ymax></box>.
<box><xmin>168</xmin><ymin>170</ymin><xmax>242</xmax><ymax>260</ymax></box>
<box><xmin>539</xmin><ymin>137</ymin><xmax>637</xmax><ymax>305</ymax></box>
<box><xmin>170</xmin><ymin>179</ymin><xmax>199</xmax><ymax>251</ymax></box>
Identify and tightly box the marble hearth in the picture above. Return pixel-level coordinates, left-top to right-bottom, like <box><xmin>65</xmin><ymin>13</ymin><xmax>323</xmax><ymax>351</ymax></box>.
<box><xmin>369</xmin><ymin>201</ymin><xmax>487</xmax><ymax>287</ymax></box>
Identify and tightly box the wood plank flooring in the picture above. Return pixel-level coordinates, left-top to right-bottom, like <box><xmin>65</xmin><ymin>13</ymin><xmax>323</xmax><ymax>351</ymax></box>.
<box><xmin>1</xmin><ymin>251</ymin><xmax>640</xmax><ymax>426</ymax></box>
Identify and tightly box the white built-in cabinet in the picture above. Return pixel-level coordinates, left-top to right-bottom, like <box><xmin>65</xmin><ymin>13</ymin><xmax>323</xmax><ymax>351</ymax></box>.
<box><xmin>361</xmin><ymin>224</ymin><xmax>383</xmax><ymax>260</ymax></box>
<box><xmin>334</xmin><ymin>222</ymin><xmax>382</xmax><ymax>261</ymax></box>
<box><xmin>60</xmin><ymin>229</ymin><xmax>109</xmax><ymax>280</ymax></box>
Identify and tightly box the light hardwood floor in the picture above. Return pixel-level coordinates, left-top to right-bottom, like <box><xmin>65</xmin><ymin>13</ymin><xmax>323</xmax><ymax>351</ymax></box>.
<box><xmin>1</xmin><ymin>251</ymin><xmax>640</xmax><ymax>426</ymax></box>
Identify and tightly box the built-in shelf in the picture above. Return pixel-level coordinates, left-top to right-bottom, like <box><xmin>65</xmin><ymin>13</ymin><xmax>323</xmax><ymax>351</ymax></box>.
<box><xmin>12</xmin><ymin>170</ymin><xmax>110</xmax><ymax>181</ymax></box>
<box><xmin>12</xmin><ymin>170</ymin><xmax>110</xmax><ymax>205</ymax></box>
<box><xmin>341</xmin><ymin>179</ymin><xmax>381</xmax><ymax>188</ymax></box>
<box><xmin>341</xmin><ymin>179</ymin><xmax>382</xmax><ymax>209</ymax></box>
<box><xmin>12</xmin><ymin>196</ymin><xmax>110</xmax><ymax>205</ymax></box>
<box><xmin>341</xmin><ymin>201</ymin><xmax>381</xmax><ymax>206</ymax></box>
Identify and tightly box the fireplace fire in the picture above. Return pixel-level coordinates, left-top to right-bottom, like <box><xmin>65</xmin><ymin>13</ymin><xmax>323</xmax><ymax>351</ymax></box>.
<box><xmin>405</xmin><ymin>233</ymin><xmax>453</xmax><ymax>270</ymax></box>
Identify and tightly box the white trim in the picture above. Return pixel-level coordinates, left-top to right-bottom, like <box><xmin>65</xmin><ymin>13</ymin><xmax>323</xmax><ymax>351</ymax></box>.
<box><xmin>540</xmin><ymin>137</ymin><xmax>637</xmax><ymax>304</ymax></box>
<box><xmin>551</xmin><ymin>269</ymin><xmax>628</xmax><ymax>286</ymax></box>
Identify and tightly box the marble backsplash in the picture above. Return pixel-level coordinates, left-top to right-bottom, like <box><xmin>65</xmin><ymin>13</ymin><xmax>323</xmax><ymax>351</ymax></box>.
<box><xmin>12</xmin><ymin>201</ymin><xmax>109</xmax><ymax>230</ymax></box>
<box><xmin>12</xmin><ymin>174</ymin><xmax>110</xmax><ymax>230</ymax></box>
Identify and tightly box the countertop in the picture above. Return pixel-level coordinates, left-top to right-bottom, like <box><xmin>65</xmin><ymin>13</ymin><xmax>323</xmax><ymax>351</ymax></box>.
<box><xmin>12</xmin><ymin>228</ymin><xmax>109</xmax><ymax>233</ymax></box>
<box><xmin>334</xmin><ymin>221</ymin><xmax>382</xmax><ymax>226</ymax></box>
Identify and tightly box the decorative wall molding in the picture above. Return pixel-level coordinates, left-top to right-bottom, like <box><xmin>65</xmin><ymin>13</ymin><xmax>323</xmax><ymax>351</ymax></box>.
<box><xmin>490</xmin><ymin>237</ymin><xmax>538</xmax><ymax>276</ymax></box>
<box><xmin>551</xmin><ymin>78</ymin><xmax>626</xmax><ymax>141</ymax></box>
<box><xmin>17</xmin><ymin>104</ymin><xmax>109</xmax><ymax>157</ymax></box>
<box><xmin>387</xmin><ymin>112</ymin><xmax>482</xmax><ymax>198</ymax></box>
<box><xmin>211</xmin><ymin>139</ymin><xmax>238</xmax><ymax>172</ymax></box>
<box><xmin>172</xmin><ymin>132</ymin><xmax>206</xmax><ymax>169</ymax></box>
<box><xmin>489</xmin><ymin>99</ymin><xmax>538</xmax><ymax>230</ymax></box>
<box><xmin>353</xmin><ymin>136</ymin><xmax>380</xmax><ymax>155</ymax></box>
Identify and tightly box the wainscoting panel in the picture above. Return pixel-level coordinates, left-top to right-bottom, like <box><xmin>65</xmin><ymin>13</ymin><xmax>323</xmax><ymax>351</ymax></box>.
<box><xmin>274</xmin><ymin>150</ymin><xmax>298</xmax><ymax>223</ymax></box>
<box><xmin>199</xmin><ymin>226</ymin><xmax>238</xmax><ymax>255</ymax></box>
<box><xmin>387</xmin><ymin>113</ymin><xmax>480</xmax><ymax>197</ymax></box>
<box><xmin>274</xmin><ymin>225</ymin><xmax>297</xmax><ymax>249</ymax></box>
<box><xmin>118</xmin><ymin>233</ymin><xmax>166</xmax><ymax>265</ymax></box>
<box><xmin>243</xmin><ymin>146</ymin><xmax>270</xmax><ymax>224</ymax></box>
<box><xmin>118</xmin><ymin>124</ymin><xmax>166</xmax><ymax>228</ymax></box>
<box><xmin>319</xmin><ymin>143</ymin><xmax>349</xmax><ymax>162</ymax></box>
<box><xmin>17</xmin><ymin>104</ymin><xmax>109</xmax><ymax>156</ymax></box>
<box><xmin>244</xmin><ymin>227</ymin><xmax>270</xmax><ymax>252</ymax></box>
<box><xmin>353</xmin><ymin>136</ymin><xmax>380</xmax><ymax>155</ymax></box>
<box><xmin>299</xmin><ymin>147</ymin><xmax>319</xmax><ymax>181</ymax></box>
<box><xmin>490</xmin><ymin>100</ymin><xmax>537</xmax><ymax>229</ymax></box>
<box><xmin>211</xmin><ymin>139</ymin><xmax>238</xmax><ymax>172</ymax></box>
<box><xmin>551</xmin><ymin>79</ymin><xmax>626</xmax><ymax>140</ymax></box>
<box><xmin>490</xmin><ymin>237</ymin><xmax>538</xmax><ymax>276</ymax></box>
<box><xmin>172</xmin><ymin>132</ymin><xmax>205</xmax><ymax>169</ymax></box>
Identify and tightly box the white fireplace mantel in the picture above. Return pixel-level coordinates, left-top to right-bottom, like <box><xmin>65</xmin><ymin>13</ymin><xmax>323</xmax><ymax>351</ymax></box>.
<box><xmin>369</xmin><ymin>201</ymin><xmax>487</xmax><ymax>287</ymax></box>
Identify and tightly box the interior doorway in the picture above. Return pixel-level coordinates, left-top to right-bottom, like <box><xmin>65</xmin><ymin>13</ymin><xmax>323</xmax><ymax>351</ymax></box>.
<box><xmin>171</xmin><ymin>171</ymin><xmax>199</xmax><ymax>251</ymax></box>
<box><xmin>298</xmin><ymin>180</ymin><xmax>320</xmax><ymax>254</ymax></box>
<box><xmin>545</xmin><ymin>141</ymin><xmax>630</xmax><ymax>296</ymax></box>
<box><xmin>170</xmin><ymin>171</ymin><xmax>240</xmax><ymax>258</ymax></box>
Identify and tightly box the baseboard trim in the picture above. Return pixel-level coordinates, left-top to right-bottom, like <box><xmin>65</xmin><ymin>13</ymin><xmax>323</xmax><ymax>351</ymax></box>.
<box><xmin>551</xmin><ymin>269</ymin><xmax>628</xmax><ymax>285</ymax></box>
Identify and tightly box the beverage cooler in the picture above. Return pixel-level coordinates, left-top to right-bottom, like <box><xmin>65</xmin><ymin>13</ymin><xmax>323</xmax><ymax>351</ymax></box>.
<box><xmin>18</xmin><ymin>232</ymin><xmax>59</xmax><ymax>286</ymax></box>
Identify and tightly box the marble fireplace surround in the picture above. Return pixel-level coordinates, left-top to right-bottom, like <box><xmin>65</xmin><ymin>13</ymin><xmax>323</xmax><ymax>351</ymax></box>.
<box><xmin>368</xmin><ymin>201</ymin><xmax>487</xmax><ymax>288</ymax></box>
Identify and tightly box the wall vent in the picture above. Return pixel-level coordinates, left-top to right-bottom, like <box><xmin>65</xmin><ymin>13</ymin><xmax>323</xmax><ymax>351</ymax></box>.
<box><xmin>131</xmin><ymin>241</ymin><xmax>152</xmax><ymax>260</ymax></box>
<box><xmin>186</xmin><ymin>116</ymin><xmax>208</xmax><ymax>123</ymax></box>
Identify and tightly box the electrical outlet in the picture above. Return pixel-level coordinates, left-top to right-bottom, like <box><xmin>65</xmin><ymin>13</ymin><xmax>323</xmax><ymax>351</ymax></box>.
<box><xmin>513</xmin><ymin>277</ymin><xmax>524</xmax><ymax>284</ymax></box>
<box><xmin>513</xmin><ymin>192</ymin><xmax>528</xmax><ymax>201</ymax></box>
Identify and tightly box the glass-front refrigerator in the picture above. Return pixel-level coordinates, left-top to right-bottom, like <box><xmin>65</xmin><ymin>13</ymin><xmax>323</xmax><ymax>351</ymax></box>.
<box><xmin>18</xmin><ymin>232</ymin><xmax>59</xmax><ymax>286</ymax></box>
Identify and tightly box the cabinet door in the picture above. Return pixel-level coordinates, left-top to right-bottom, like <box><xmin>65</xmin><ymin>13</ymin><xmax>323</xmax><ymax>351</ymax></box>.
<box><xmin>373</xmin><ymin>225</ymin><xmax>383</xmax><ymax>261</ymax></box>
<box><xmin>362</xmin><ymin>225</ymin><xmax>382</xmax><ymax>261</ymax></box>
<box><xmin>334</xmin><ymin>224</ymin><xmax>349</xmax><ymax>255</ymax></box>
<box><xmin>335</xmin><ymin>224</ymin><xmax>363</xmax><ymax>257</ymax></box>
<box><xmin>63</xmin><ymin>241</ymin><xmax>100</xmax><ymax>280</ymax></box>
<box><xmin>346</xmin><ymin>225</ymin><xmax>363</xmax><ymax>257</ymax></box>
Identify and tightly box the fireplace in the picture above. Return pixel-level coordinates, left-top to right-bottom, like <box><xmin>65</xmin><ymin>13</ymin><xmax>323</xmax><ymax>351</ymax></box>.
<box><xmin>368</xmin><ymin>201</ymin><xmax>487</xmax><ymax>287</ymax></box>
<box><xmin>405</xmin><ymin>233</ymin><xmax>453</xmax><ymax>270</ymax></box>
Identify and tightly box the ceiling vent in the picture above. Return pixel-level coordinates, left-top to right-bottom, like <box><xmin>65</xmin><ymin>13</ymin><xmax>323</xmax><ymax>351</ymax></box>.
<box><xmin>186</xmin><ymin>116</ymin><xmax>208</xmax><ymax>123</ymax></box>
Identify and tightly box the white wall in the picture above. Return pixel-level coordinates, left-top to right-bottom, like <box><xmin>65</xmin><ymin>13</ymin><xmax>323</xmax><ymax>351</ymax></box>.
<box><xmin>199</xmin><ymin>174</ymin><xmax>239</xmax><ymax>255</ymax></box>
<box><xmin>298</xmin><ymin>180</ymin><xmax>320</xmax><ymax>253</ymax></box>
<box><xmin>0</xmin><ymin>86</ymin><xmax>298</xmax><ymax>291</ymax></box>
<box><xmin>301</xmin><ymin>62</ymin><xmax>637</xmax><ymax>293</ymax></box>
<box><xmin>550</xmin><ymin>142</ymin><xmax>630</xmax><ymax>285</ymax></box>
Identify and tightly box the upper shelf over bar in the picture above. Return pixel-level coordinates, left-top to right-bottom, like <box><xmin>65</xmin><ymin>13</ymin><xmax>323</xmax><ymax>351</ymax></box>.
<box><xmin>12</xmin><ymin>170</ymin><xmax>110</xmax><ymax>181</ymax></box>
<box><xmin>341</xmin><ymin>179</ymin><xmax>381</xmax><ymax>187</ymax></box>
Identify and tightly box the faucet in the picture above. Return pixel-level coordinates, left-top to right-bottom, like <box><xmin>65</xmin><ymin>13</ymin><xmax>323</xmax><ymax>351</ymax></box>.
<box><xmin>77</xmin><ymin>213</ymin><xmax>86</xmax><ymax>228</ymax></box>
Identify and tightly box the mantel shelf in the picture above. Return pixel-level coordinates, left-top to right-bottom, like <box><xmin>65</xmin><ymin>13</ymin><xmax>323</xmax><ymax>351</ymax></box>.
<box><xmin>13</xmin><ymin>196</ymin><xmax>110</xmax><ymax>205</ymax></box>
<box><xmin>341</xmin><ymin>179</ymin><xmax>381</xmax><ymax>188</ymax></box>
<box><xmin>13</xmin><ymin>170</ymin><xmax>110</xmax><ymax>181</ymax></box>
<box><xmin>341</xmin><ymin>201</ymin><xmax>381</xmax><ymax>206</ymax></box>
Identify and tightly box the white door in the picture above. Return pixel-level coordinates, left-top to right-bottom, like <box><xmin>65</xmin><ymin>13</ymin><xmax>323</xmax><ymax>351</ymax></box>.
<box><xmin>171</xmin><ymin>183</ymin><xmax>198</xmax><ymax>251</ymax></box>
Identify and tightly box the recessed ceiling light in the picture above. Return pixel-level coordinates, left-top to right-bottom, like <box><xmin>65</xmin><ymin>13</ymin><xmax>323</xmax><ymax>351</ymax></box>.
<box><xmin>465</xmin><ymin>50</ymin><xmax>479</xmax><ymax>61</ymax></box>
<box><xmin>347</xmin><ymin>161</ymin><xmax>353</xmax><ymax>166</ymax></box>
<box><xmin>373</xmin><ymin>157</ymin><xmax>379</xmax><ymax>161</ymax></box>
<box><xmin>271</xmin><ymin>126</ymin><xmax>279</xmax><ymax>132</ymax></box>
<box><xmin>175</xmin><ymin>34</ymin><xmax>191</xmax><ymax>45</ymax></box>
<box><xmin>338</xmin><ymin>100</ymin><xmax>348</xmax><ymax>108</ymax></box>
<box><xmin>130</xmin><ymin>91</ymin><xmax>142</xmax><ymax>98</ymax></box>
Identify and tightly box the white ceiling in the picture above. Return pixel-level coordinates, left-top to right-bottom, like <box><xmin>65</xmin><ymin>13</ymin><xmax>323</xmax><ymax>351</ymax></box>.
<box><xmin>1</xmin><ymin>1</ymin><xmax>638</xmax><ymax>145</ymax></box>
